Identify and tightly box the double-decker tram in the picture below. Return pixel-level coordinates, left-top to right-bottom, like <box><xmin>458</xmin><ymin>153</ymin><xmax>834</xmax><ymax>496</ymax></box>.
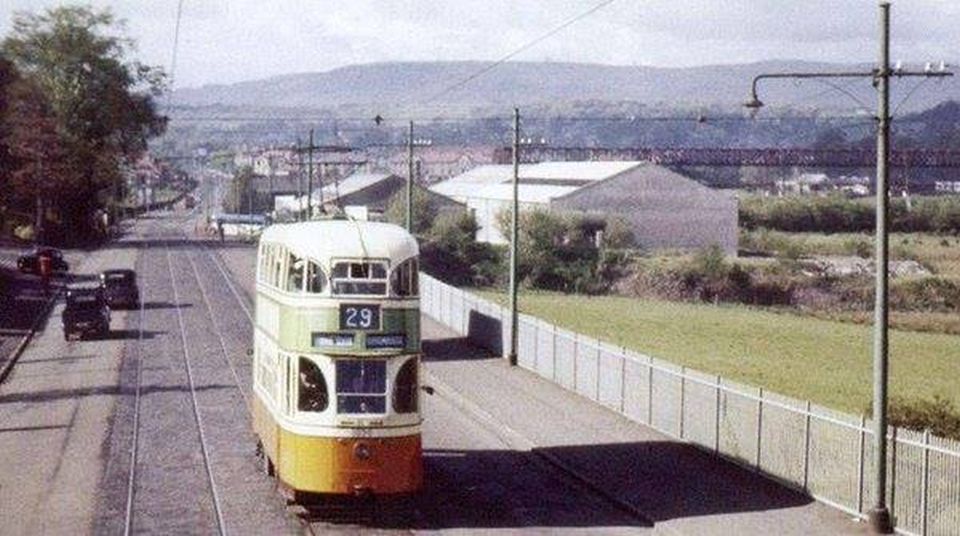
<box><xmin>251</xmin><ymin>219</ymin><xmax>422</xmax><ymax>500</ymax></box>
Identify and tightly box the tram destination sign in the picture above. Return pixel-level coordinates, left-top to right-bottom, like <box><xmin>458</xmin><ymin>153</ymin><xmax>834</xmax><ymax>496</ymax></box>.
<box><xmin>339</xmin><ymin>303</ymin><xmax>381</xmax><ymax>330</ymax></box>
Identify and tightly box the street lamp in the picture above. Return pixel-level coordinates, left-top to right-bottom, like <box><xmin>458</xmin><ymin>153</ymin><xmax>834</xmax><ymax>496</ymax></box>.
<box><xmin>743</xmin><ymin>3</ymin><xmax>951</xmax><ymax>534</ymax></box>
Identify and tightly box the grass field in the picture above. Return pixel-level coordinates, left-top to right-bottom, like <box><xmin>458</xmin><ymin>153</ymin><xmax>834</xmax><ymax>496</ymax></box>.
<box><xmin>477</xmin><ymin>289</ymin><xmax>960</xmax><ymax>415</ymax></box>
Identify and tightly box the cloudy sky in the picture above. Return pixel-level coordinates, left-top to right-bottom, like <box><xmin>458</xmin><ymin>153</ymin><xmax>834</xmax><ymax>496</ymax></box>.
<box><xmin>1</xmin><ymin>1</ymin><xmax>957</xmax><ymax>89</ymax></box>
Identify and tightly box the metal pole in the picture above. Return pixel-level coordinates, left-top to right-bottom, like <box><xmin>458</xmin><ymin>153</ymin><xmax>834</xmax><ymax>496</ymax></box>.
<box><xmin>407</xmin><ymin>121</ymin><xmax>414</xmax><ymax>233</ymax></box>
<box><xmin>507</xmin><ymin>108</ymin><xmax>520</xmax><ymax>366</ymax></box>
<box><xmin>868</xmin><ymin>3</ymin><xmax>893</xmax><ymax>533</ymax></box>
<box><xmin>307</xmin><ymin>129</ymin><xmax>314</xmax><ymax>219</ymax></box>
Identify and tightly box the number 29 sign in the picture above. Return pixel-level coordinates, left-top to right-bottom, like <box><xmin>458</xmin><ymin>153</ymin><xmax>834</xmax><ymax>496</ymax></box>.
<box><xmin>339</xmin><ymin>303</ymin><xmax>381</xmax><ymax>330</ymax></box>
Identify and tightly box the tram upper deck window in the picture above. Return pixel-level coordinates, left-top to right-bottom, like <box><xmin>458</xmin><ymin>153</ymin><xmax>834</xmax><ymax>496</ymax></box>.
<box><xmin>298</xmin><ymin>357</ymin><xmax>329</xmax><ymax>412</ymax></box>
<box><xmin>286</xmin><ymin>254</ymin><xmax>305</xmax><ymax>292</ymax></box>
<box><xmin>306</xmin><ymin>261</ymin><xmax>327</xmax><ymax>293</ymax></box>
<box><xmin>390</xmin><ymin>258</ymin><xmax>418</xmax><ymax>297</ymax></box>
<box><xmin>335</xmin><ymin>360</ymin><xmax>386</xmax><ymax>414</ymax></box>
<box><xmin>331</xmin><ymin>261</ymin><xmax>387</xmax><ymax>296</ymax></box>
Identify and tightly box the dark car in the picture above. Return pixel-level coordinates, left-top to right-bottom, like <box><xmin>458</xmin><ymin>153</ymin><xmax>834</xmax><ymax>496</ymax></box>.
<box><xmin>18</xmin><ymin>247</ymin><xmax>69</xmax><ymax>274</ymax></box>
<box><xmin>62</xmin><ymin>287</ymin><xmax>111</xmax><ymax>340</ymax></box>
<box><xmin>99</xmin><ymin>269</ymin><xmax>140</xmax><ymax>308</ymax></box>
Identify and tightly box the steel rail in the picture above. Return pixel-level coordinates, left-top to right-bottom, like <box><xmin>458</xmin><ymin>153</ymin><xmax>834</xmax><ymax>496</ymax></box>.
<box><xmin>122</xmin><ymin>228</ymin><xmax>151</xmax><ymax>536</ymax></box>
<box><xmin>165</xmin><ymin>240</ymin><xmax>228</xmax><ymax>535</ymax></box>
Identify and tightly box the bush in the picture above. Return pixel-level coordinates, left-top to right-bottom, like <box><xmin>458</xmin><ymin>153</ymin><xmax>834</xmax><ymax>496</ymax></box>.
<box><xmin>881</xmin><ymin>396</ymin><xmax>960</xmax><ymax>440</ymax></box>
<box><xmin>421</xmin><ymin>211</ymin><xmax>500</xmax><ymax>287</ymax></box>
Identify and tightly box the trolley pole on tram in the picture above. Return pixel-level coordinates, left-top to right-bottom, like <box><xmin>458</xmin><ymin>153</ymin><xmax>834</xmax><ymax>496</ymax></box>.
<box><xmin>406</xmin><ymin>121</ymin><xmax>414</xmax><ymax>233</ymax></box>
<box><xmin>507</xmin><ymin>108</ymin><xmax>520</xmax><ymax>367</ymax></box>
<box><xmin>742</xmin><ymin>3</ymin><xmax>950</xmax><ymax>533</ymax></box>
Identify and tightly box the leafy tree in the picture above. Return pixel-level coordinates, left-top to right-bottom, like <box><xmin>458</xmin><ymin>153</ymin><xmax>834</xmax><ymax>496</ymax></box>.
<box><xmin>421</xmin><ymin>210</ymin><xmax>500</xmax><ymax>286</ymax></box>
<box><xmin>2</xmin><ymin>6</ymin><xmax>166</xmax><ymax>241</ymax></box>
<box><xmin>384</xmin><ymin>186</ymin><xmax>438</xmax><ymax>236</ymax></box>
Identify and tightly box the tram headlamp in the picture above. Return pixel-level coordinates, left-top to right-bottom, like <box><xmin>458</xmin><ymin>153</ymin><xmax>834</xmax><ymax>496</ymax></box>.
<box><xmin>354</xmin><ymin>443</ymin><xmax>372</xmax><ymax>460</ymax></box>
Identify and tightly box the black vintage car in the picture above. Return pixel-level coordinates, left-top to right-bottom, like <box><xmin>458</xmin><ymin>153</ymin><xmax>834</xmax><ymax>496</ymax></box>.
<box><xmin>18</xmin><ymin>247</ymin><xmax>69</xmax><ymax>274</ymax></box>
<box><xmin>99</xmin><ymin>269</ymin><xmax>140</xmax><ymax>308</ymax></box>
<box><xmin>62</xmin><ymin>287</ymin><xmax>111</xmax><ymax>340</ymax></box>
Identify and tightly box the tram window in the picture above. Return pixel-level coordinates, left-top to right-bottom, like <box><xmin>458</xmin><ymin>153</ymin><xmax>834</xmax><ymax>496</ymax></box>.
<box><xmin>335</xmin><ymin>360</ymin><xmax>386</xmax><ymax>414</ymax></box>
<box><xmin>392</xmin><ymin>359</ymin><xmax>418</xmax><ymax>413</ymax></box>
<box><xmin>390</xmin><ymin>258</ymin><xmax>419</xmax><ymax>297</ymax></box>
<box><xmin>298</xmin><ymin>357</ymin><xmax>329</xmax><ymax>412</ymax></box>
<box><xmin>273</xmin><ymin>248</ymin><xmax>285</xmax><ymax>288</ymax></box>
<box><xmin>331</xmin><ymin>261</ymin><xmax>388</xmax><ymax>296</ymax></box>
<box><xmin>306</xmin><ymin>261</ymin><xmax>327</xmax><ymax>293</ymax></box>
<box><xmin>286</xmin><ymin>254</ymin><xmax>305</xmax><ymax>292</ymax></box>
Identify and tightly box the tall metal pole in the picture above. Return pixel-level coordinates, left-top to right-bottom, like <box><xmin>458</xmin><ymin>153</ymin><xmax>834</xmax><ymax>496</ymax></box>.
<box><xmin>307</xmin><ymin>129</ymin><xmax>315</xmax><ymax>220</ymax></box>
<box><xmin>869</xmin><ymin>3</ymin><xmax>893</xmax><ymax>533</ymax></box>
<box><xmin>407</xmin><ymin>120</ymin><xmax>414</xmax><ymax>232</ymax></box>
<box><xmin>507</xmin><ymin>108</ymin><xmax>520</xmax><ymax>366</ymax></box>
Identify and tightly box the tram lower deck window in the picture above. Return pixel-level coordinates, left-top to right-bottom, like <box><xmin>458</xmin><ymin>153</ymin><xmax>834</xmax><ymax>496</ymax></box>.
<box><xmin>298</xmin><ymin>357</ymin><xmax>328</xmax><ymax>412</ymax></box>
<box><xmin>335</xmin><ymin>360</ymin><xmax>386</xmax><ymax>414</ymax></box>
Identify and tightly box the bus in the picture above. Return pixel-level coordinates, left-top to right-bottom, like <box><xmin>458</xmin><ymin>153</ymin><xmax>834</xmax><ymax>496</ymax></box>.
<box><xmin>251</xmin><ymin>219</ymin><xmax>422</xmax><ymax>500</ymax></box>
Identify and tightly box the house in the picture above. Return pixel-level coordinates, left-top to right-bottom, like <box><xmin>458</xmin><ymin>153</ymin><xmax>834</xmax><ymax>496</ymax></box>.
<box><xmin>431</xmin><ymin>161</ymin><xmax>739</xmax><ymax>254</ymax></box>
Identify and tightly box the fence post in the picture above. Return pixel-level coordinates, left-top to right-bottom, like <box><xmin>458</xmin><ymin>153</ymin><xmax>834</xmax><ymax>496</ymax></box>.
<box><xmin>857</xmin><ymin>415</ymin><xmax>866</xmax><ymax>514</ymax></box>
<box><xmin>755</xmin><ymin>387</ymin><xmax>764</xmax><ymax>471</ymax></box>
<box><xmin>646</xmin><ymin>356</ymin><xmax>654</xmax><ymax>426</ymax></box>
<box><xmin>679</xmin><ymin>366</ymin><xmax>686</xmax><ymax>439</ymax></box>
<box><xmin>551</xmin><ymin>325</ymin><xmax>558</xmax><ymax>382</ymax></box>
<box><xmin>572</xmin><ymin>333</ymin><xmax>579</xmax><ymax>392</ymax></box>
<box><xmin>714</xmin><ymin>375</ymin><xmax>722</xmax><ymax>454</ymax></box>
<box><xmin>890</xmin><ymin>426</ymin><xmax>898</xmax><ymax>522</ymax></box>
<box><xmin>619</xmin><ymin>349</ymin><xmax>627</xmax><ymax>414</ymax></box>
<box><xmin>532</xmin><ymin>319</ymin><xmax>538</xmax><ymax>372</ymax></box>
<box><xmin>595</xmin><ymin>344</ymin><xmax>601</xmax><ymax>402</ymax></box>
<box><xmin>803</xmin><ymin>400</ymin><xmax>812</xmax><ymax>492</ymax></box>
<box><xmin>920</xmin><ymin>429</ymin><xmax>930</xmax><ymax>536</ymax></box>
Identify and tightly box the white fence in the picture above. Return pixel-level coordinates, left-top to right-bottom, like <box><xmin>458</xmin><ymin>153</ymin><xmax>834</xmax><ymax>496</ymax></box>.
<box><xmin>419</xmin><ymin>273</ymin><xmax>960</xmax><ymax>536</ymax></box>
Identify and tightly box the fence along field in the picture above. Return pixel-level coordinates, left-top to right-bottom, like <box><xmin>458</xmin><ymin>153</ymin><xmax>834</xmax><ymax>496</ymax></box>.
<box><xmin>418</xmin><ymin>274</ymin><xmax>960</xmax><ymax>536</ymax></box>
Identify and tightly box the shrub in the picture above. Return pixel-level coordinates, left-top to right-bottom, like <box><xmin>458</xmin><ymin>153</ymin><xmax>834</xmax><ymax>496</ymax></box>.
<box><xmin>881</xmin><ymin>396</ymin><xmax>960</xmax><ymax>440</ymax></box>
<box><xmin>421</xmin><ymin>211</ymin><xmax>501</xmax><ymax>287</ymax></box>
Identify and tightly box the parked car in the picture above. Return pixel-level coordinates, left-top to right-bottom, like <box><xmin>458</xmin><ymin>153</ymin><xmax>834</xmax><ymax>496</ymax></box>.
<box><xmin>17</xmin><ymin>247</ymin><xmax>69</xmax><ymax>274</ymax></box>
<box><xmin>99</xmin><ymin>269</ymin><xmax>140</xmax><ymax>309</ymax></box>
<box><xmin>62</xmin><ymin>287</ymin><xmax>110</xmax><ymax>340</ymax></box>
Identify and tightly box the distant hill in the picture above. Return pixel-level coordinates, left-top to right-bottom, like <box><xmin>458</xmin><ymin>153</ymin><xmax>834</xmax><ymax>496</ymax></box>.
<box><xmin>172</xmin><ymin>60</ymin><xmax>960</xmax><ymax>114</ymax></box>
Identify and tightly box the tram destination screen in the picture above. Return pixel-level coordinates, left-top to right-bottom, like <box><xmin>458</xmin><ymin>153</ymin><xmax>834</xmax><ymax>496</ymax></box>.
<box><xmin>339</xmin><ymin>303</ymin><xmax>381</xmax><ymax>330</ymax></box>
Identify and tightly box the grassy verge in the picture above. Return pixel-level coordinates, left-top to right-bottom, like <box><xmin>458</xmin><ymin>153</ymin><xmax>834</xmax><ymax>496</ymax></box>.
<box><xmin>477</xmin><ymin>289</ymin><xmax>960</xmax><ymax>415</ymax></box>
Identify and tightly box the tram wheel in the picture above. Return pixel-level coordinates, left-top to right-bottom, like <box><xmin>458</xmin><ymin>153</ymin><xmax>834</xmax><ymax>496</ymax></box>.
<box><xmin>256</xmin><ymin>440</ymin><xmax>275</xmax><ymax>477</ymax></box>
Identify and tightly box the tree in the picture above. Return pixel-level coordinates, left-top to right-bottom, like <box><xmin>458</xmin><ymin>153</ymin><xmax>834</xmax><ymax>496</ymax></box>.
<box><xmin>2</xmin><ymin>6</ymin><xmax>166</xmax><ymax>241</ymax></box>
<box><xmin>384</xmin><ymin>186</ymin><xmax>438</xmax><ymax>235</ymax></box>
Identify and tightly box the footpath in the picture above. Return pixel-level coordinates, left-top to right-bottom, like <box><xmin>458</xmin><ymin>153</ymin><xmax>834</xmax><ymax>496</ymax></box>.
<box><xmin>420</xmin><ymin>321</ymin><xmax>868</xmax><ymax>535</ymax></box>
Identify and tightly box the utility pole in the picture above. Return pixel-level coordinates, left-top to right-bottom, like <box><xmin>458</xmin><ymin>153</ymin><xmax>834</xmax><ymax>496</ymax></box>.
<box><xmin>871</xmin><ymin>5</ymin><xmax>892</xmax><ymax>532</ymax></box>
<box><xmin>307</xmin><ymin>129</ymin><xmax>315</xmax><ymax>220</ymax></box>
<box><xmin>507</xmin><ymin>108</ymin><xmax>520</xmax><ymax>367</ymax></box>
<box><xmin>742</xmin><ymin>3</ymin><xmax>951</xmax><ymax>533</ymax></box>
<box><xmin>406</xmin><ymin>120</ymin><xmax>414</xmax><ymax>233</ymax></box>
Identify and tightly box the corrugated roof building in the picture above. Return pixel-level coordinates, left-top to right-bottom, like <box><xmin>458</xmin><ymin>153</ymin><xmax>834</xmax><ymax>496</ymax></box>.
<box><xmin>430</xmin><ymin>161</ymin><xmax>738</xmax><ymax>254</ymax></box>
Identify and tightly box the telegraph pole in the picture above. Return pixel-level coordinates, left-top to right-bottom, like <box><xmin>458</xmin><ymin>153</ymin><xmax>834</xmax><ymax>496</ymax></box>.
<box><xmin>743</xmin><ymin>3</ymin><xmax>951</xmax><ymax>533</ymax></box>
<box><xmin>507</xmin><ymin>108</ymin><xmax>520</xmax><ymax>366</ymax></box>
<box><xmin>870</xmin><ymin>4</ymin><xmax>892</xmax><ymax>532</ymax></box>
<box><xmin>406</xmin><ymin>121</ymin><xmax>414</xmax><ymax>232</ymax></box>
<box><xmin>307</xmin><ymin>129</ymin><xmax>315</xmax><ymax>220</ymax></box>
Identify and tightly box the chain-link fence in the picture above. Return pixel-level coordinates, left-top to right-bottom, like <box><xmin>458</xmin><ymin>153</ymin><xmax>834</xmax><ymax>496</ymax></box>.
<box><xmin>420</xmin><ymin>273</ymin><xmax>960</xmax><ymax>536</ymax></box>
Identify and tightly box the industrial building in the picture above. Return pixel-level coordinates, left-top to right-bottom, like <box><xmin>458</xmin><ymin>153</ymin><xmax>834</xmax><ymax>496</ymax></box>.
<box><xmin>430</xmin><ymin>161</ymin><xmax>738</xmax><ymax>254</ymax></box>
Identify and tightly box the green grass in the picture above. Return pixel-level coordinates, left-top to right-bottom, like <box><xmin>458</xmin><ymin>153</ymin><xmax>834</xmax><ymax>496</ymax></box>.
<box><xmin>478</xmin><ymin>289</ymin><xmax>960</xmax><ymax>415</ymax></box>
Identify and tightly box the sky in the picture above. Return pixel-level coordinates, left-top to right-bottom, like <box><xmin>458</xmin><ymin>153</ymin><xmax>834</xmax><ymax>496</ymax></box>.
<box><xmin>1</xmin><ymin>1</ymin><xmax>958</xmax><ymax>89</ymax></box>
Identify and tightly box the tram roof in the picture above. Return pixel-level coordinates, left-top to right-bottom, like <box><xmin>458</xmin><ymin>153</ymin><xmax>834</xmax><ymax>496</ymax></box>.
<box><xmin>260</xmin><ymin>220</ymin><xmax>418</xmax><ymax>263</ymax></box>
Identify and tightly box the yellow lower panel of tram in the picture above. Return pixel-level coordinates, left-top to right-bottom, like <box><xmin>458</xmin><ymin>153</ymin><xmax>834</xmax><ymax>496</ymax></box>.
<box><xmin>277</xmin><ymin>429</ymin><xmax>422</xmax><ymax>495</ymax></box>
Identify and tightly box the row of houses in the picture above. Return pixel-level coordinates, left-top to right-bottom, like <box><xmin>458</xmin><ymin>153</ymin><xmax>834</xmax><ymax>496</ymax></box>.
<box><xmin>269</xmin><ymin>161</ymin><xmax>738</xmax><ymax>255</ymax></box>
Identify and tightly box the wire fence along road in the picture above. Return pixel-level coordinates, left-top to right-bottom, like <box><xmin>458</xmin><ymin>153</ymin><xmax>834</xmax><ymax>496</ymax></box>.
<box><xmin>418</xmin><ymin>274</ymin><xmax>960</xmax><ymax>536</ymax></box>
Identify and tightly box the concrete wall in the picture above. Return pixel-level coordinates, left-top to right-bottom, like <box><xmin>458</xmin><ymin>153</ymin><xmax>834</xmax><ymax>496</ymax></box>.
<box><xmin>551</xmin><ymin>164</ymin><xmax>738</xmax><ymax>255</ymax></box>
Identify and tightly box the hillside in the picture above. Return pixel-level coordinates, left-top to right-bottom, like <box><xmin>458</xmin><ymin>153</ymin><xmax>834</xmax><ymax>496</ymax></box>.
<box><xmin>172</xmin><ymin>60</ymin><xmax>960</xmax><ymax>113</ymax></box>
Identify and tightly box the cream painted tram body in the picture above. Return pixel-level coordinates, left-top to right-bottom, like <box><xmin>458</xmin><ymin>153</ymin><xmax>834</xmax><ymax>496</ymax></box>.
<box><xmin>252</xmin><ymin>220</ymin><xmax>422</xmax><ymax>497</ymax></box>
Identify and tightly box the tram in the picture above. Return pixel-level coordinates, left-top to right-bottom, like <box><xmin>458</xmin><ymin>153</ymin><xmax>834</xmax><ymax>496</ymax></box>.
<box><xmin>251</xmin><ymin>219</ymin><xmax>422</xmax><ymax>499</ymax></box>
